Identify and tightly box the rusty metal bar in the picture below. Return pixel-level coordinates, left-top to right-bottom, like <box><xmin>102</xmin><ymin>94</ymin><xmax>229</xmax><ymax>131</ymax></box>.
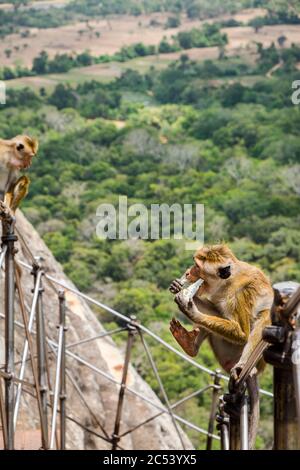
<box><xmin>229</xmin><ymin>414</ymin><xmax>241</xmax><ymax>450</ymax></box>
<box><xmin>50</xmin><ymin>309</ymin><xmax>64</xmax><ymax>449</ymax></box>
<box><xmin>0</xmin><ymin>245</ymin><xmax>7</xmax><ymax>270</ymax></box>
<box><xmin>33</xmin><ymin>264</ymin><xmax>49</xmax><ymax>449</ymax></box>
<box><xmin>0</xmin><ymin>377</ymin><xmax>8</xmax><ymax>449</ymax></box>
<box><xmin>206</xmin><ymin>370</ymin><xmax>222</xmax><ymax>450</ymax></box>
<box><xmin>111</xmin><ymin>320</ymin><xmax>137</xmax><ymax>450</ymax></box>
<box><xmin>240</xmin><ymin>395</ymin><xmax>249</xmax><ymax>450</ymax></box>
<box><xmin>216</xmin><ymin>396</ymin><xmax>229</xmax><ymax>450</ymax></box>
<box><xmin>58</xmin><ymin>291</ymin><xmax>67</xmax><ymax>450</ymax></box>
<box><xmin>2</xmin><ymin>215</ymin><xmax>17</xmax><ymax>449</ymax></box>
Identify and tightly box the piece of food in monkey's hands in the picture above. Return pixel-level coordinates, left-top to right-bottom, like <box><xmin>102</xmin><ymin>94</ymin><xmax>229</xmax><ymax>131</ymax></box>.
<box><xmin>183</xmin><ymin>278</ymin><xmax>204</xmax><ymax>299</ymax></box>
<box><xmin>169</xmin><ymin>275</ymin><xmax>203</xmax><ymax>295</ymax></box>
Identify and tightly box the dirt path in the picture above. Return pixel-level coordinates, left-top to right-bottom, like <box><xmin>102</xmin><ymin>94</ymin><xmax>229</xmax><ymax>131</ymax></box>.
<box><xmin>266</xmin><ymin>59</ymin><xmax>284</xmax><ymax>78</ymax></box>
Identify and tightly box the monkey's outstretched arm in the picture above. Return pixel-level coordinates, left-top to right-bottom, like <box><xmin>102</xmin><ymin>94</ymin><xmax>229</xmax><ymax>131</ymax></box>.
<box><xmin>175</xmin><ymin>292</ymin><xmax>248</xmax><ymax>345</ymax></box>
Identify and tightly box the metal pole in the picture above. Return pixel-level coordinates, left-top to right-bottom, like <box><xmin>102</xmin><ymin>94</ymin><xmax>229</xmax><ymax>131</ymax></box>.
<box><xmin>292</xmin><ymin>310</ymin><xmax>300</xmax><ymax>434</ymax></box>
<box><xmin>13</xmin><ymin>269</ymin><xmax>42</xmax><ymax>429</ymax></box>
<box><xmin>273</xmin><ymin>365</ymin><xmax>300</xmax><ymax>449</ymax></box>
<box><xmin>50</xmin><ymin>318</ymin><xmax>64</xmax><ymax>450</ymax></box>
<box><xmin>206</xmin><ymin>369</ymin><xmax>221</xmax><ymax>450</ymax></box>
<box><xmin>111</xmin><ymin>320</ymin><xmax>136</xmax><ymax>450</ymax></box>
<box><xmin>0</xmin><ymin>377</ymin><xmax>8</xmax><ymax>449</ymax></box>
<box><xmin>58</xmin><ymin>291</ymin><xmax>67</xmax><ymax>450</ymax></box>
<box><xmin>216</xmin><ymin>396</ymin><xmax>229</xmax><ymax>450</ymax></box>
<box><xmin>2</xmin><ymin>216</ymin><xmax>17</xmax><ymax>449</ymax></box>
<box><xmin>263</xmin><ymin>281</ymin><xmax>300</xmax><ymax>450</ymax></box>
<box><xmin>240</xmin><ymin>395</ymin><xmax>249</xmax><ymax>450</ymax></box>
<box><xmin>34</xmin><ymin>263</ymin><xmax>49</xmax><ymax>449</ymax></box>
<box><xmin>229</xmin><ymin>414</ymin><xmax>240</xmax><ymax>450</ymax></box>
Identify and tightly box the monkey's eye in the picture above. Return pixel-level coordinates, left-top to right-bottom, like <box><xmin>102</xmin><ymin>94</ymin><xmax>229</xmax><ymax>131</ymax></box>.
<box><xmin>17</xmin><ymin>143</ymin><xmax>25</xmax><ymax>151</ymax></box>
<box><xmin>218</xmin><ymin>265</ymin><xmax>231</xmax><ymax>279</ymax></box>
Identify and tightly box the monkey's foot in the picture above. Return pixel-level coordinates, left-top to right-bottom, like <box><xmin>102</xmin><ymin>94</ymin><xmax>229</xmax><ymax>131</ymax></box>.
<box><xmin>170</xmin><ymin>318</ymin><xmax>200</xmax><ymax>357</ymax></box>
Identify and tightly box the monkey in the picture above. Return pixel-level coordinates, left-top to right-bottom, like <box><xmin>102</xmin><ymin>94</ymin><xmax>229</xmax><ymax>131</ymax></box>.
<box><xmin>169</xmin><ymin>244</ymin><xmax>274</xmax><ymax>448</ymax></box>
<box><xmin>0</xmin><ymin>135</ymin><xmax>38</xmax><ymax>202</ymax></box>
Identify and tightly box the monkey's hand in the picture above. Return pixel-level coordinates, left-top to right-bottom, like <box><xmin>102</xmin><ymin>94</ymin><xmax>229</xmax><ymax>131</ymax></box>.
<box><xmin>174</xmin><ymin>290</ymin><xmax>199</xmax><ymax>319</ymax></box>
<box><xmin>229</xmin><ymin>362</ymin><xmax>258</xmax><ymax>391</ymax></box>
<box><xmin>169</xmin><ymin>278</ymin><xmax>184</xmax><ymax>294</ymax></box>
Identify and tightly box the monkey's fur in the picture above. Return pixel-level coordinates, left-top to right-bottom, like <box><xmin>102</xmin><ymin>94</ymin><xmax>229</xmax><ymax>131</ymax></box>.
<box><xmin>0</xmin><ymin>135</ymin><xmax>38</xmax><ymax>201</ymax></box>
<box><xmin>170</xmin><ymin>244</ymin><xmax>274</xmax><ymax>448</ymax></box>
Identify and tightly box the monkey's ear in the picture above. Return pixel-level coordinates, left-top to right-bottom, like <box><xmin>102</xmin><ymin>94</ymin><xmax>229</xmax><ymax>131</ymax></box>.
<box><xmin>218</xmin><ymin>265</ymin><xmax>231</xmax><ymax>279</ymax></box>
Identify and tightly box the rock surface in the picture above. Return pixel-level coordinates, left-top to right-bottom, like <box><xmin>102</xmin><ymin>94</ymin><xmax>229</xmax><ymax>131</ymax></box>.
<box><xmin>0</xmin><ymin>210</ymin><xmax>193</xmax><ymax>450</ymax></box>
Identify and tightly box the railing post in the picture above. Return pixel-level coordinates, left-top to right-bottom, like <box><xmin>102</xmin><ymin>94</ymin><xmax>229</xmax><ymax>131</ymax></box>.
<box><xmin>263</xmin><ymin>281</ymin><xmax>300</xmax><ymax>450</ymax></box>
<box><xmin>206</xmin><ymin>369</ymin><xmax>221</xmax><ymax>450</ymax></box>
<box><xmin>2</xmin><ymin>214</ymin><xmax>17</xmax><ymax>449</ymax></box>
<box><xmin>111</xmin><ymin>316</ymin><xmax>137</xmax><ymax>450</ymax></box>
<box><xmin>216</xmin><ymin>396</ymin><xmax>229</xmax><ymax>450</ymax></box>
<box><xmin>240</xmin><ymin>394</ymin><xmax>249</xmax><ymax>450</ymax></box>
<box><xmin>32</xmin><ymin>260</ymin><xmax>49</xmax><ymax>449</ymax></box>
<box><xmin>58</xmin><ymin>290</ymin><xmax>67</xmax><ymax>450</ymax></box>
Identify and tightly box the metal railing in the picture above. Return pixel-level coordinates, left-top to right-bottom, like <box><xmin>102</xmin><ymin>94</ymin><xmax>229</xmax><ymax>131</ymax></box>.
<box><xmin>0</xmin><ymin>209</ymin><xmax>273</xmax><ymax>450</ymax></box>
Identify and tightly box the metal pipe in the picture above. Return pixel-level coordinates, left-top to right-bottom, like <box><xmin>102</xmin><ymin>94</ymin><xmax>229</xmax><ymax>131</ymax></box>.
<box><xmin>34</xmin><ymin>267</ymin><xmax>49</xmax><ymax>449</ymax></box>
<box><xmin>240</xmin><ymin>395</ymin><xmax>249</xmax><ymax>450</ymax></box>
<box><xmin>2</xmin><ymin>218</ymin><xmax>17</xmax><ymax>449</ymax></box>
<box><xmin>13</xmin><ymin>270</ymin><xmax>42</xmax><ymax>430</ymax></box>
<box><xmin>217</xmin><ymin>396</ymin><xmax>229</xmax><ymax>451</ymax></box>
<box><xmin>0</xmin><ymin>378</ymin><xmax>8</xmax><ymax>448</ymax></box>
<box><xmin>66</xmin><ymin>327</ymin><xmax>127</xmax><ymax>349</ymax></box>
<box><xmin>111</xmin><ymin>321</ymin><xmax>136</xmax><ymax>450</ymax></box>
<box><xmin>273</xmin><ymin>365</ymin><xmax>300</xmax><ymax>449</ymax></box>
<box><xmin>229</xmin><ymin>414</ymin><xmax>240</xmax><ymax>450</ymax></box>
<box><xmin>206</xmin><ymin>370</ymin><xmax>221</xmax><ymax>450</ymax></box>
<box><xmin>0</xmin><ymin>245</ymin><xmax>7</xmax><ymax>270</ymax></box>
<box><xmin>50</xmin><ymin>322</ymin><xmax>64</xmax><ymax>449</ymax></box>
<box><xmin>220</xmin><ymin>423</ymin><xmax>229</xmax><ymax>450</ymax></box>
<box><xmin>58</xmin><ymin>291</ymin><xmax>67</xmax><ymax>450</ymax></box>
<box><xmin>292</xmin><ymin>309</ymin><xmax>300</xmax><ymax>434</ymax></box>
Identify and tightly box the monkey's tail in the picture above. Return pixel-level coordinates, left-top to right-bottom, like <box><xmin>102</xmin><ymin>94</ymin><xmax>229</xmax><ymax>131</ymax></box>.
<box><xmin>247</xmin><ymin>374</ymin><xmax>260</xmax><ymax>450</ymax></box>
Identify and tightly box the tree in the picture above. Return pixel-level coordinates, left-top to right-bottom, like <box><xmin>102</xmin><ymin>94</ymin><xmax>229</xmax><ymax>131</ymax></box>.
<box><xmin>277</xmin><ymin>35</ymin><xmax>287</xmax><ymax>47</ymax></box>
<box><xmin>48</xmin><ymin>84</ymin><xmax>77</xmax><ymax>110</ymax></box>
<box><xmin>32</xmin><ymin>51</ymin><xmax>49</xmax><ymax>74</ymax></box>
<box><xmin>165</xmin><ymin>16</ymin><xmax>181</xmax><ymax>29</ymax></box>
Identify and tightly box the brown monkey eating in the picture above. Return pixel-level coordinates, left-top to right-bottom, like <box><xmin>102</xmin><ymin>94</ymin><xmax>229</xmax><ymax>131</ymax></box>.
<box><xmin>0</xmin><ymin>135</ymin><xmax>38</xmax><ymax>202</ymax></box>
<box><xmin>169</xmin><ymin>244</ymin><xmax>274</xmax><ymax>448</ymax></box>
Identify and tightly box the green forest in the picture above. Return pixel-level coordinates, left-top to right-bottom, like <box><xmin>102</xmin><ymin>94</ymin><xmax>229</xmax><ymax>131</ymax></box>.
<box><xmin>1</xmin><ymin>0</ymin><xmax>300</xmax><ymax>450</ymax></box>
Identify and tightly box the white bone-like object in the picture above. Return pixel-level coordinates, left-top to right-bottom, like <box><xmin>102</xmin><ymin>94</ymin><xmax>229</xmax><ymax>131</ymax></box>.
<box><xmin>182</xmin><ymin>278</ymin><xmax>204</xmax><ymax>301</ymax></box>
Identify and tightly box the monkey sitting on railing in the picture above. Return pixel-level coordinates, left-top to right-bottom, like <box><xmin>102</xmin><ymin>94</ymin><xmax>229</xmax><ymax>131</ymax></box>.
<box><xmin>0</xmin><ymin>135</ymin><xmax>38</xmax><ymax>212</ymax></box>
<box><xmin>169</xmin><ymin>244</ymin><xmax>274</xmax><ymax>448</ymax></box>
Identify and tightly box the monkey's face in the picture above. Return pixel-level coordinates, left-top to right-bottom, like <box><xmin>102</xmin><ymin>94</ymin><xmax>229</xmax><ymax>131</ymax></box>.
<box><xmin>9</xmin><ymin>136</ymin><xmax>38</xmax><ymax>170</ymax></box>
<box><xmin>191</xmin><ymin>244</ymin><xmax>236</xmax><ymax>284</ymax></box>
